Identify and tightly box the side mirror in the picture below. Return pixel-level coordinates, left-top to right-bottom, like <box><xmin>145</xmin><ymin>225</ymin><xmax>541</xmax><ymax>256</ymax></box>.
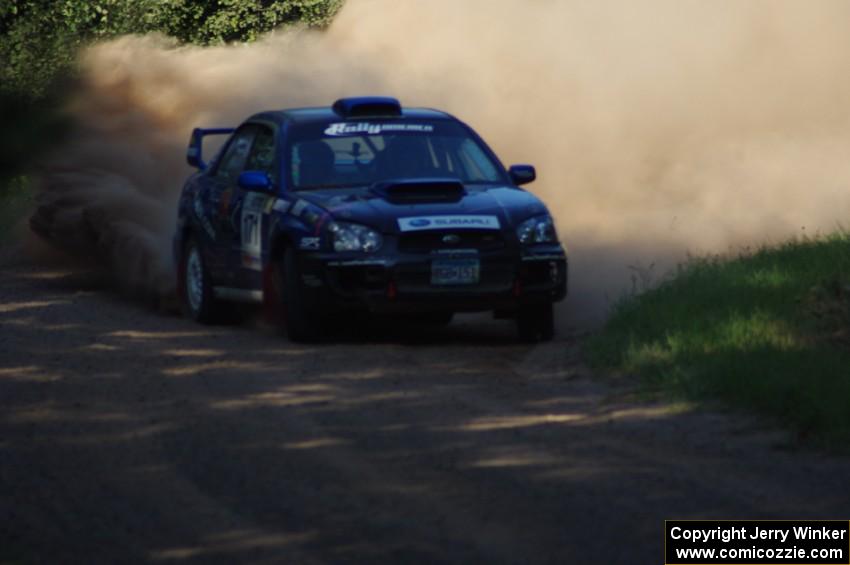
<box><xmin>509</xmin><ymin>164</ymin><xmax>536</xmax><ymax>186</ymax></box>
<box><xmin>238</xmin><ymin>170</ymin><xmax>274</xmax><ymax>193</ymax></box>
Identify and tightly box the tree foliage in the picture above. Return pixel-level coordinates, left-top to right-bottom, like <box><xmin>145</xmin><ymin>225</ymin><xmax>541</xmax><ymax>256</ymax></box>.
<box><xmin>157</xmin><ymin>0</ymin><xmax>344</xmax><ymax>44</ymax></box>
<box><xmin>0</xmin><ymin>0</ymin><xmax>343</xmax><ymax>96</ymax></box>
<box><xmin>0</xmin><ymin>0</ymin><xmax>343</xmax><ymax>181</ymax></box>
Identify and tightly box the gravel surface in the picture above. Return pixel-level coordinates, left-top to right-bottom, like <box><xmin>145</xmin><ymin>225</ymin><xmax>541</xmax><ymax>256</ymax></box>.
<box><xmin>2</xmin><ymin>260</ymin><xmax>849</xmax><ymax>564</ymax></box>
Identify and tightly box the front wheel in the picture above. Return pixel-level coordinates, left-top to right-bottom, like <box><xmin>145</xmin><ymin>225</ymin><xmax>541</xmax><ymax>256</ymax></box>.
<box><xmin>181</xmin><ymin>238</ymin><xmax>220</xmax><ymax>324</ymax></box>
<box><xmin>271</xmin><ymin>247</ymin><xmax>324</xmax><ymax>343</ymax></box>
<box><xmin>516</xmin><ymin>302</ymin><xmax>555</xmax><ymax>343</ymax></box>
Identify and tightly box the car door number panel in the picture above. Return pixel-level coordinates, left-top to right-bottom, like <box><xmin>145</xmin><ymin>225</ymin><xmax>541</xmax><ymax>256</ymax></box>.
<box><xmin>241</xmin><ymin>192</ymin><xmax>270</xmax><ymax>271</ymax></box>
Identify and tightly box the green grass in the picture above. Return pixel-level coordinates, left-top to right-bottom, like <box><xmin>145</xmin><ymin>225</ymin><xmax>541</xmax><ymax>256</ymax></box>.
<box><xmin>587</xmin><ymin>232</ymin><xmax>850</xmax><ymax>447</ymax></box>
<box><xmin>0</xmin><ymin>175</ymin><xmax>34</xmax><ymax>244</ymax></box>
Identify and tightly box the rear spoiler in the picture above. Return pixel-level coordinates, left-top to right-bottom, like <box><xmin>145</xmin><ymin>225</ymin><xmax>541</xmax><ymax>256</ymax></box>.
<box><xmin>187</xmin><ymin>127</ymin><xmax>235</xmax><ymax>170</ymax></box>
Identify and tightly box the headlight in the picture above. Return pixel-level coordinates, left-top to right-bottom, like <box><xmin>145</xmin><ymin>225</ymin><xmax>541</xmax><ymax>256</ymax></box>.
<box><xmin>328</xmin><ymin>221</ymin><xmax>383</xmax><ymax>253</ymax></box>
<box><xmin>516</xmin><ymin>215</ymin><xmax>557</xmax><ymax>244</ymax></box>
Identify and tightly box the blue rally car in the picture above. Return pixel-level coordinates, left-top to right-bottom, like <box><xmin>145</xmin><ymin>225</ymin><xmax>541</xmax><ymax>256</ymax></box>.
<box><xmin>174</xmin><ymin>97</ymin><xmax>567</xmax><ymax>342</ymax></box>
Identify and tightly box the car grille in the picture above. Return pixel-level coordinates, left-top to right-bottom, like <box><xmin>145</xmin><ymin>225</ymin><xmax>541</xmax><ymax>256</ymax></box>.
<box><xmin>398</xmin><ymin>230</ymin><xmax>505</xmax><ymax>253</ymax></box>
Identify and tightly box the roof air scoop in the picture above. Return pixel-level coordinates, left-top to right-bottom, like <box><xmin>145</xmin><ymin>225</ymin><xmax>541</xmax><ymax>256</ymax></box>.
<box><xmin>333</xmin><ymin>97</ymin><xmax>402</xmax><ymax>118</ymax></box>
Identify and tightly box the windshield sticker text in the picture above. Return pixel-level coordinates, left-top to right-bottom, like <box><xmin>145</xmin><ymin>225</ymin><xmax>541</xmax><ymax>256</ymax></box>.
<box><xmin>325</xmin><ymin>123</ymin><xmax>435</xmax><ymax>137</ymax></box>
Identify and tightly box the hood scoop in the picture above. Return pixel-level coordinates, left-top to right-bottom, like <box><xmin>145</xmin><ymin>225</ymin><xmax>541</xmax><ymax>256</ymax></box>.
<box><xmin>371</xmin><ymin>178</ymin><xmax>466</xmax><ymax>204</ymax></box>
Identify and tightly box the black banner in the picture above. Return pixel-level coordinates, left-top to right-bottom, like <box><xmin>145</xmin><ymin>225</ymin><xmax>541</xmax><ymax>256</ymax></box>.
<box><xmin>665</xmin><ymin>520</ymin><xmax>849</xmax><ymax>564</ymax></box>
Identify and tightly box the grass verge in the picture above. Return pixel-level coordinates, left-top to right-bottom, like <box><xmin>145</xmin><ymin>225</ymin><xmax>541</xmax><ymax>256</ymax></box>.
<box><xmin>587</xmin><ymin>232</ymin><xmax>850</xmax><ymax>447</ymax></box>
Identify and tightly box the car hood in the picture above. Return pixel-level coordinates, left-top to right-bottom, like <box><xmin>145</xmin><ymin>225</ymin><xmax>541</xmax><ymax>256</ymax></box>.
<box><xmin>293</xmin><ymin>183</ymin><xmax>550</xmax><ymax>234</ymax></box>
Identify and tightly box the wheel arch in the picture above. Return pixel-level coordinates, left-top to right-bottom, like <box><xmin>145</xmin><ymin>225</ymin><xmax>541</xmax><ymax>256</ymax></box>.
<box><xmin>268</xmin><ymin>232</ymin><xmax>293</xmax><ymax>262</ymax></box>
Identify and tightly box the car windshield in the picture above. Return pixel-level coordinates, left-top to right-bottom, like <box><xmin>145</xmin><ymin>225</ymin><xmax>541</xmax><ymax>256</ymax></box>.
<box><xmin>287</xmin><ymin>119</ymin><xmax>506</xmax><ymax>189</ymax></box>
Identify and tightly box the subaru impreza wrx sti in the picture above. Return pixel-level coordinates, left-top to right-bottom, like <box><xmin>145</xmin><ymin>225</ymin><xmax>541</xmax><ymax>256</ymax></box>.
<box><xmin>174</xmin><ymin>97</ymin><xmax>567</xmax><ymax>342</ymax></box>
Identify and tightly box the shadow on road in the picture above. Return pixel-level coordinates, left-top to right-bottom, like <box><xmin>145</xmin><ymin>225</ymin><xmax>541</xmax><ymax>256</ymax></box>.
<box><xmin>2</xmin><ymin>267</ymin><xmax>850</xmax><ymax>564</ymax></box>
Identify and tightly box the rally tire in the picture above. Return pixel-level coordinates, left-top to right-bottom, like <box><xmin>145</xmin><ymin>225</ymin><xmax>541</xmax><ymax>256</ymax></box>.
<box><xmin>277</xmin><ymin>247</ymin><xmax>324</xmax><ymax>343</ymax></box>
<box><xmin>516</xmin><ymin>302</ymin><xmax>555</xmax><ymax>343</ymax></box>
<box><xmin>181</xmin><ymin>238</ymin><xmax>220</xmax><ymax>324</ymax></box>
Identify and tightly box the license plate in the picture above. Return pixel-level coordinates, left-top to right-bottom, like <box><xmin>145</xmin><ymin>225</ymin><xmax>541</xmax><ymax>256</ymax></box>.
<box><xmin>431</xmin><ymin>258</ymin><xmax>480</xmax><ymax>285</ymax></box>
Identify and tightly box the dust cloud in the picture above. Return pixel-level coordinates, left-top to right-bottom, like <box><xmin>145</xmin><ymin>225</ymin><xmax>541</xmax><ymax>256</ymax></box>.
<box><xmin>29</xmin><ymin>0</ymin><xmax>850</xmax><ymax>325</ymax></box>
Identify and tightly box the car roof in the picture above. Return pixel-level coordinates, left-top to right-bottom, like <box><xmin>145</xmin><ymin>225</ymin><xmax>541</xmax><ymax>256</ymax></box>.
<box><xmin>249</xmin><ymin>106</ymin><xmax>455</xmax><ymax>126</ymax></box>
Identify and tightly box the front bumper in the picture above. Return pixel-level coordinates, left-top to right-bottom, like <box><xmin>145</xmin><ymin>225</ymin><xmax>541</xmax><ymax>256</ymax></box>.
<box><xmin>299</xmin><ymin>243</ymin><xmax>568</xmax><ymax>314</ymax></box>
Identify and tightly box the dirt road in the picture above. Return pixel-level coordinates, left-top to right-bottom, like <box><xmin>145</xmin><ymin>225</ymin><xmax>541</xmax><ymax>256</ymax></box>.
<box><xmin>2</xmin><ymin>259</ymin><xmax>849</xmax><ymax>564</ymax></box>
